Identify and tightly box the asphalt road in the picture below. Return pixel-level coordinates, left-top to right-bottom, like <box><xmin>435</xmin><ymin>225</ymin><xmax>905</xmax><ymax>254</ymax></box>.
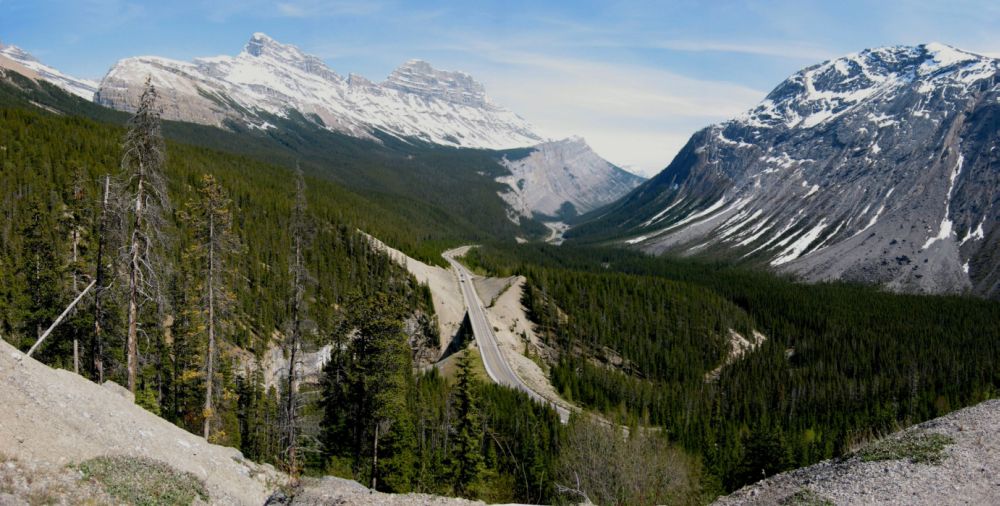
<box><xmin>443</xmin><ymin>249</ymin><xmax>570</xmax><ymax>423</ymax></box>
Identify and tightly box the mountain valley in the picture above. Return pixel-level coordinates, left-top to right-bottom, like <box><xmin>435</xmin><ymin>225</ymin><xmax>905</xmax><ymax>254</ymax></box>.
<box><xmin>0</xmin><ymin>23</ymin><xmax>999</xmax><ymax>506</ymax></box>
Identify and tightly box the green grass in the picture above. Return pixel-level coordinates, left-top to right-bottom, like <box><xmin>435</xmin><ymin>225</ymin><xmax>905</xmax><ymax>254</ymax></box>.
<box><xmin>778</xmin><ymin>489</ymin><xmax>834</xmax><ymax>506</ymax></box>
<box><xmin>78</xmin><ymin>456</ymin><xmax>209</xmax><ymax>506</ymax></box>
<box><xmin>857</xmin><ymin>431</ymin><xmax>955</xmax><ymax>465</ymax></box>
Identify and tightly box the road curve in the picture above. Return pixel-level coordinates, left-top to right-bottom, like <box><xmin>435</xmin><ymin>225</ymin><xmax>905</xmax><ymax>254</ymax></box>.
<box><xmin>443</xmin><ymin>249</ymin><xmax>571</xmax><ymax>423</ymax></box>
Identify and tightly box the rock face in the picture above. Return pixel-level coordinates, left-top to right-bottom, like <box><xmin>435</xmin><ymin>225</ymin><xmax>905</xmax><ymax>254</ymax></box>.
<box><xmin>0</xmin><ymin>44</ymin><xmax>98</xmax><ymax>99</ymax></box>
<box><xmin>575</xmin><ymin>43</ymin><xmax>1000</xmax><ymax>297</ymax></box>
<box><xmin>95</xmin><ymin>33</ymin><xmax>543</xmax><ymax>149</ymax></box>
<box><xmin>0</xmin><ymin>338</ymin><xmax>280</xmax><ymax>504</ymax></box>
<box><xmin>498</xmin><ymin>137</ymin><xmax>645</xmax><ymax>219</ymax></box>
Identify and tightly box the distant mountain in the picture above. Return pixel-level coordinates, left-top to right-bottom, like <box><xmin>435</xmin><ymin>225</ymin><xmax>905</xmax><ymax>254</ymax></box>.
<box><xmin>0</xmin><ymin>44</ymin><xmax>98</xmax><ymax>99</ymax></box>
<box><xmin>570</xmin><ymin>43</ymin><xmax>1000</xmax><ymax>297</ymax></box>
<box><xmin>497</xmin><ymin>137</ymin><xmax>644</xmax><ymax>220</ymax></box>
<box><xmin>95</xmin><ymin>33</ymin><xmax>543</xmax><ymax>150</ymax></box>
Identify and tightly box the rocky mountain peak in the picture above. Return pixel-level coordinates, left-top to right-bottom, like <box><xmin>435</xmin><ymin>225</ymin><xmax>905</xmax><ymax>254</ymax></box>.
<box><xmin>0</xmin><ymin>44</ymin><xmax>37</xmax><ymax>63</ymax></box>
<box><xmin>241</xmin><ymin>32</ymin><xmax>341</xmax><ymax>82</ymax></box>
<box><xmin>384</xmin><ymin>59</ymin><xmax>488</xmax><ymax>107</ymax></box>
<box><xmin>575</xmin><ymin>43</ymin><xmax>1000</xmax><ymax>298</ymax></box>
<box><xmin>740</xmin><ymin>43</ymin><xmax>997</xmax><ymax>131</ymax></box>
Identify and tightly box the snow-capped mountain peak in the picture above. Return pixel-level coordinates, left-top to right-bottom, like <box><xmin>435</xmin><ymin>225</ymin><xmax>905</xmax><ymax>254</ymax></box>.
<box><xmin>740</xmin><ymin>44</ymin><xmax>997</xmax><ymax>130</ymax></box>
<box><xmin>95</xmin><ymin>33</ymin><xmax>543</xmax><ymax>149</ymax></box>
<box><xmin>384</xmin><ymin>59</ymin><xmax>487</xmax><ymax>107</ymax></box>
<box><xmin>240</xmin><ymin>32</ymin><xmax>341</xmax><ymax>82</ymax></box>
<box><xmin>580</xmin><ymin>43</ymin><xmax>1000</xmax><ymax>297</ymax></box>
<box><xmin>0</xmin><ymin>43</ymin><xmax>98</xmax><ymax>99</ymax></box>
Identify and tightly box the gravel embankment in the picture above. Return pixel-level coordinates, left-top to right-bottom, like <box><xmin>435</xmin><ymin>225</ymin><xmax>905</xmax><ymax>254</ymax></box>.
<box><xmin>714</xmin><ymin>399</ymin><xmax>1000</xmax><ymax>505</ymax></box>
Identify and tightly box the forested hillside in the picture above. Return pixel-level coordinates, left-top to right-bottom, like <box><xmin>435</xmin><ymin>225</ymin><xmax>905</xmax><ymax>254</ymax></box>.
<box><xmin>0</xmin><ymin>69</ymin><xmax>549</xmax><ymax>264</ymax></box>
<box><xmin>462</xmin><ymin>243</ymin><xmax>1000</xmax><ymax>494</ymax></box>
<box><xmin>0</xmin><ymin>73</ymin><xmax>581</xmax><ymax>503</ymax></box>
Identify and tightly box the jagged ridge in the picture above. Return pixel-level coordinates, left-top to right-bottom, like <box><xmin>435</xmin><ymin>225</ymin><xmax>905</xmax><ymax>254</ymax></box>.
<box><xmin>95</xmin><ymin>33</ymin><xmax>543</xmax><ymax>149</ymax></box>
<box><xmin>574</xmin><ymin>43</ymin><xmax>1000</xmax><ymax>297</ymax></box>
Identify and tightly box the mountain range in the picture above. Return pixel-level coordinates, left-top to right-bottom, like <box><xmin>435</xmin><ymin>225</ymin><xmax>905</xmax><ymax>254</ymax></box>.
<box><xmin>570</xmin><ymin>43</ymin><xmax>1000</xmax><ymax>297</ymax></box>
<box><xmin>2</xmin><ymin>35</ymin><xmax>998</xmax><ymax>297</ymax></box>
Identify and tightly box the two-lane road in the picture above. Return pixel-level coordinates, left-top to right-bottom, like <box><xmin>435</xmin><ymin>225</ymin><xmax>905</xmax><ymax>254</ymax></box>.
<box><xmin>443</xmin><ymin>250</ymin><xmax>570</xmax><ymax>423</ymax></box>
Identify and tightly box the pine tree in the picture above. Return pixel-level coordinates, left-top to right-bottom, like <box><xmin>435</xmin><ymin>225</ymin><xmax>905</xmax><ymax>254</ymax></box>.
<box><xmin>179</xmin><ymin>174</ymin><xmax>240</xmax><ymax>440</ymax></box>
<box><xmin>355</xmin><ymin>292</ymin><xmax>416</xmax><ymax>492</ymax></box>
<box><xmin>120</xmin><ymin>77</ymin><xmax>170</xmax><ymax>394</ymax></box>
<box><xmin>453</xmin><ymin>348</ymin><xmax>484</xmax><ymax>494</ymax></box>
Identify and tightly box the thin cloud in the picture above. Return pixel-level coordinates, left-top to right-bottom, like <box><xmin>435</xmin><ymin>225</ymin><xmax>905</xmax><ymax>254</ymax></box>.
<box><xmin>649</xmin><ymin>39</ymin><xmax>835</xmax><ymax>61</ymax></box>
<box><xmin>275</xmin><ymin>0</ymin><xmax>385</xmax><ymax>18</ymax></box>
<box><xmin>454</xmin><ymin>45</ymin><xmax>767</xmax><ymax>172</ymax></box>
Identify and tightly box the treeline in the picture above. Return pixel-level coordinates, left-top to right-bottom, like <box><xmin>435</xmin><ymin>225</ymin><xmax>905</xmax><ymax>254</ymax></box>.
<box><xmin>462</xmin><ymin>242</ymin><xmax>1000</xmax><ymax>493</ymax></box>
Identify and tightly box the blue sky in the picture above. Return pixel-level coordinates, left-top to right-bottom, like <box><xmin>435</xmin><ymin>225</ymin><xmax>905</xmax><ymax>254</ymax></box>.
<box><xmin>3</xmin><ymin>0</ymin><xmax>1000</xmax><ymax>175</ymax></box>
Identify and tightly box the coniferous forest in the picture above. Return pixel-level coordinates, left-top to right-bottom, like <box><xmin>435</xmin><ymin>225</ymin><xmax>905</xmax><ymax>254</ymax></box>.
<box><xmin>2</xmin><ymin>69</ymin><xmax>1000</xmax><ymax>505</ymax></box>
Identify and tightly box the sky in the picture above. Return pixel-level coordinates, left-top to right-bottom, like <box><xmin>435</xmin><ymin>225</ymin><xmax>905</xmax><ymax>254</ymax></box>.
<box><xmin>3</xmin><ymin>1</ymin><xmax>1000</xmax><ymax>176</ymax></box>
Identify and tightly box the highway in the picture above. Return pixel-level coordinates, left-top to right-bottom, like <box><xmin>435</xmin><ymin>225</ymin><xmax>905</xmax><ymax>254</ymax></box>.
<box><xmin>443</xmin><ymin>249</ymin><xmax>571</xmax><ymax>423</ymax></box>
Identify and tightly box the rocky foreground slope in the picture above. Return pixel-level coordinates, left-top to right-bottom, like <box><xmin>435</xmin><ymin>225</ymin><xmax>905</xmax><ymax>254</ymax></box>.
<box><xmin>0</xmin><ymin>337</ymin><xmax>486</xmax><ymax>505</ymax></box>
<box><xmin>714</xmin><ymin>399</ymin><xmax>1000</xmax><ymax>505</ymax></box>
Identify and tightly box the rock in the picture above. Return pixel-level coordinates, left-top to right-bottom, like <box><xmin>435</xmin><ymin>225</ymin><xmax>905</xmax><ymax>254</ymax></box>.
<box><xmin>101</xmin><ymin>380</ymin><xmax>134</xmax><ymax>403</ymax></box>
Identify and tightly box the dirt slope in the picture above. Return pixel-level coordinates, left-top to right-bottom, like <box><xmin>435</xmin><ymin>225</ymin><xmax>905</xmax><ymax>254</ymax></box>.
<box><xmin>713</xmin><ymin>399</ymin><xmax>1000</xmax><ymax>505</ymax></box>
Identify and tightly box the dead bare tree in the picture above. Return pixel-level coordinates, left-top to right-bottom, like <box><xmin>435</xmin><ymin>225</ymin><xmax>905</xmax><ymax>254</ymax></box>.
<box><xmin>284</xmin><ymin>164</ymin><xmax>314</xmax><ymax>478</ymax></box>
<box><xmin>120</xmin><ymin>77</ymin><xmax>170</xmax><ymax>394</ymax></box>
<box><xmin>92</xmin><ymin>175</ymin><xmax>112</xmax><ymax>383</ymax></box>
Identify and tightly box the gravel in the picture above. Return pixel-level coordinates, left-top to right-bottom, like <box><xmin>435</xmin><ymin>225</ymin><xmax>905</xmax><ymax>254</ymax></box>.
<box><xmin>713</xmin><ymin>399</ymin><xmax>1000</xmax><ymax>505</ymax></box>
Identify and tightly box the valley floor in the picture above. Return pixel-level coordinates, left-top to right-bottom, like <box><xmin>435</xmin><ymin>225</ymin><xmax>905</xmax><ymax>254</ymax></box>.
<box><xmin>713</xmin><ymin>399</ymin><xmax>1000</xmax><ymax>505</ymax></box>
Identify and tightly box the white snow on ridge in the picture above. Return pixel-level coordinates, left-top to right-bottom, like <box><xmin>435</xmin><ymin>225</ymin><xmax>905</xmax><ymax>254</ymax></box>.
<box><xmin>923</xmin><ymin>154</ymin><xmax>963</xmax><ymax>249</ymax></box>
<box><xmin>735</xmin><ymin>43</ymin><xmax>999</xmax><ymax>132</ymax></box>
<box><xmin>659</xmin><ymin>196</ymin><xmax>728</xmax><ymax>231</ymax></box>
<box><xmin>961</xmin><ymin>217</ymin><xmax>986</xmax><ymax>244</ymax></box>
<box><xmin>771</xmin><ymin>219</ymin><xmax>829</xmax><ymax>266</ymax></box>
<box><xmin>642</xmin><ymin>198</ymin><xmax>684</xmax><ymax>227</ymax></box>
<box><xmin>97</xmin><ymin>33</ymin><xmax>544</xmax><ymax>150</ymax></box>
<box><xmin>0</xmin><ymin>45</ymin><xmax>98</xmax><ymax>99</ymax></box>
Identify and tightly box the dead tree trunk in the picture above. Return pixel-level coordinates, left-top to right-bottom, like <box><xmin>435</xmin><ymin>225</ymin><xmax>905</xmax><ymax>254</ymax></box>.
<box><xmin>92</xmin><ymin>175</ymin><xmax>109</xmax><ymax>383</ymax></box>
<box><xmin>285</xmin><ymin>234</ymin><xmax>302</xmax><ymax>475</ymax></box>
<box><xmin>203</xmin><ymin>210</ymin><xmax>215</xmax><ymax>440</ymax></box>
<box><xmin>371</xmin><ymin>422</ymin><xmax>380</xmax><ymax>491</ymax></box>
<box><xmin>284</xmin><ymin>165</ymin><xmax>310</xmax><ymax>478</ymax></box>
<box><xmin>126</xmin><ymin>168</ymin><xmax>144</xmax><ymax>394</ymax></box>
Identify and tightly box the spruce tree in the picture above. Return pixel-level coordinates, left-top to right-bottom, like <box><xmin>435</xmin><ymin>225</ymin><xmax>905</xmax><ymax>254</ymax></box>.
<box><xmin>179</xmin><ymin>174</ymin><xmax>240</xmax><ymax>441</ymax></box>
<box><xmin>453</xmin><ymin>348</ymin><xmax>484</xmax><ymax>494</ymax></box>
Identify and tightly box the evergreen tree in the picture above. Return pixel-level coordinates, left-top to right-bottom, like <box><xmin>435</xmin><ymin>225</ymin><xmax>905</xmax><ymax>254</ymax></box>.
<box><xmin>178</xmin><ymin>174</ymin><xmax>240</xmax><ymax>440</ymax></box>
<box><xmin>452</xmin><ymin>349</ymin><xmax>484</xmax><ymax>494</ymax></box>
